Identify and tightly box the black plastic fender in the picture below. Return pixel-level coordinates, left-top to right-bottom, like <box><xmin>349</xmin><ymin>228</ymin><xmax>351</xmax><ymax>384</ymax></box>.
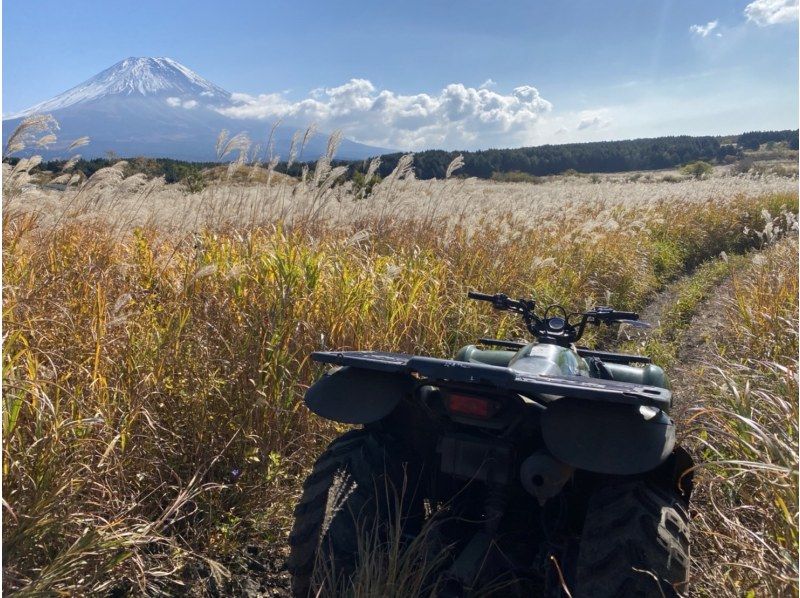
<box><xmin>304</xmin><ymin>366</ymin><xmax>413</xmax><ymax>424</ymax></box>
<box><xmin>541</xmin><ymin>398</ymin><xmax>675</xmax><ymax>475</ymax></box>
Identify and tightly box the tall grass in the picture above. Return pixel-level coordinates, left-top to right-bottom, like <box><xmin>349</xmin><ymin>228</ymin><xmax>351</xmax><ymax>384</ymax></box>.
<box><xmin>688</xmin><ymin>237</ymin><xmax>798</xmax><ymax>596</ymax></box>
<box><xmin>2</xmin><ymin>128</ymin><xmax>798</xmax><ymax>594</ymax></box>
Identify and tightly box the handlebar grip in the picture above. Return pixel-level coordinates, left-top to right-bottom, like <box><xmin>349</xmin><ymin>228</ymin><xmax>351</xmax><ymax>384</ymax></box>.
<box><xmin>468</xmin><ymin>291</ymin><xmax>496</xmax><ymax>302</ymax></box>
<box><xmin>613</xmin><ymin>311</ymin><xmax>639</xmax><ymax>320</ymax></box>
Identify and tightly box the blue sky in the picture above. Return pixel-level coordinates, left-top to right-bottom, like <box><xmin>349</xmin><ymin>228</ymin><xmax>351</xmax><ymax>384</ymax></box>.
<box><xmin>3</xmin><ymin>0</ymin><xmax>798</xmax><ymax>150</ymax></box>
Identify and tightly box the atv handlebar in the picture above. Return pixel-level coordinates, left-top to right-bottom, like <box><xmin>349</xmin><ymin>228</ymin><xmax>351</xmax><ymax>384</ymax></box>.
<box><xmin>467</xmin><ymin>291</ymin><xmax>495</xmax><ymax>302</ymax></box>
<box><xmin>588</xmin><ymin>307</ymin><xmax>638</xmax><ymax>322</ymax></box>
<box><xmin>469</xmin><ymin>291</ymin><xmax>640</xmax><ymax>345</ymax></box>
<box><xmin>614</xmin><ymin>312</ymin><xmax>638</xmax><ymax>320</ymax></box>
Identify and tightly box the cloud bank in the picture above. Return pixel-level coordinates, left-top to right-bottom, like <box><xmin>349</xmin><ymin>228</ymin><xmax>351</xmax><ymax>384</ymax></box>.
<box><xmin>744</xmin><ymin>0</ymin><xmax>798</xmax><ymax>25</ymax></box>
<box><xmin>218</xmin><ymin>79</ymin><xmax>552</xmax><ymax>150</ymax></box>
<box><xmin>166</xmin><ymin>97</ymin><xmax>198</xmax><ymax>109</ymax></box>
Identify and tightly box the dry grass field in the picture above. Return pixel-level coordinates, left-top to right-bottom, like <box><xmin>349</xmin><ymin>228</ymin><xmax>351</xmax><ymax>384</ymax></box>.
<box><xmin>3</xmin><ymin>128</ymin><xmax>798</xmax><ymax>595</ymax></box>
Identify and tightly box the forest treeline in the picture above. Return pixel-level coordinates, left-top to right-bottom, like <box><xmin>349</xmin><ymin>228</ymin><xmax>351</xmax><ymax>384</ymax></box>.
<box><xmin>329</xmin><ymin>129</ymin><xmax>799</xmax><ymax>180</ymax></box>
<box><xmin>15</xmin><ymin>129</ymin><xmax>798</xmax><ymax>184</ymax></box>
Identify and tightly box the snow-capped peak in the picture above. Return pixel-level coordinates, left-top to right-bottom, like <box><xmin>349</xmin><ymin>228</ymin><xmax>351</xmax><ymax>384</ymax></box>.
<box><xmin>9</xmin><ymin>57</ymin><xmax>231</xmax><ymax>118</ymax></box>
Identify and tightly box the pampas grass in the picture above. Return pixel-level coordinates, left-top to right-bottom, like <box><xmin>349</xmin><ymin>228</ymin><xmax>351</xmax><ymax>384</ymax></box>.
<box><xmin>3</xmin><ymin>114</ymin><xmax>59</xmax><ymax>157</ymax></box>
<box><xmin>67</xmin><ymin>136</ymin><xmax>91</xmax><ymax>151</ymax></box>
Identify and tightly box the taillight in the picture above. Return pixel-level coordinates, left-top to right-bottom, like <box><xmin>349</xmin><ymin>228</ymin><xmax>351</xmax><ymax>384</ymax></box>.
<box><xmin>444</xmin><ymin>393</ymin><xmax>501</xmax><ymax>419</ymax></box>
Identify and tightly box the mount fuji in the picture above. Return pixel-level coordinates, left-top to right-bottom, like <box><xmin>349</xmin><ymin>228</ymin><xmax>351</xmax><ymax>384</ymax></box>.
<box><xmin>2</xmin><ymin>57</ymin><xmax>389</xmax><ymax>161</ymax></box>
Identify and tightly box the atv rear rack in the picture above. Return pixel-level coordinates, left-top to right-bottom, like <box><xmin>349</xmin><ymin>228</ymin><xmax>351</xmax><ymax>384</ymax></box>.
<box><xmin>311</xmin><ymin>351</ymin><xmax>671</xmax><ymax>410</ymax></box>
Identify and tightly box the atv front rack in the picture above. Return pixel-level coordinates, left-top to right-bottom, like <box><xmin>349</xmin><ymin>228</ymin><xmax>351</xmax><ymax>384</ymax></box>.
<box><xmin>311</xmin><ymin>351</ymin><xmax>671</xmax><ymax>410</ymax></box>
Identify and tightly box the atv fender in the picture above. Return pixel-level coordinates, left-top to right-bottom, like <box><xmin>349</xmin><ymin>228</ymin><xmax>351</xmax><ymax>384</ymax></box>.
<box><xmin>541</xmin><ymin>398</ymin><xmax>675</xmax><ymax>475</ymax></box>
<box><xmin>304</xmin><ymin>366</ymin><xmax>412</xmax><ymax>424</ymax></box>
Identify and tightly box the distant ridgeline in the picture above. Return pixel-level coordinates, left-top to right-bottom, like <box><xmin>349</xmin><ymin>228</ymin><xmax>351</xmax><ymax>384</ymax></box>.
<box><xmin>20</xmin><ymin>129</ymin><xmax>799</xmax><ymax>184</ymax></box>
<box><xmin>336</xmin><ymin>129</ymin><xmax>798</xmax><ymax>181</ymax></box>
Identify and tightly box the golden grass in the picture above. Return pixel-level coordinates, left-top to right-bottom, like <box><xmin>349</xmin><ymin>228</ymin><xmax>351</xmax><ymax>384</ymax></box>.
<box><xmin>687</xmin><ymin>238</ymin><xmax>798</xmax><ymax>596</ymax></box>
<box><xmin>2</xmin><ymin>135</ymin><xmax>798</xmax><ymax>594</ymax></box>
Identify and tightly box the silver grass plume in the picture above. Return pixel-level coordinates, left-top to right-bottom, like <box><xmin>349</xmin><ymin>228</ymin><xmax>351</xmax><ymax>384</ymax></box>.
<box><xmin>67</xmin><ymin>136</ymin><xmax>91</xmax><ymax>152</ymax></box>
<box><xmin>318</xmin><ymin>165</ymin><xmax>348</xmax><ymax>196</ymax></box>
<box><xmin>325</xmin><ymin>130</ymin><xmax>343</xmax><ymax>160</ymax></box>
<box><xmin>50</xmin><ymin>173</ymin><xmax>74</xmax><ymax>185</ymax></box>
<box><xmin>215</xmin><ymin>130</ymin><xmax>230</xmax><ymax>160</ymax></box>
<box><xmin>299</xmin><ymin>123</ymin><xmax>318</xmax><ymax>160</ymax></box>
<box><xmin>365</xmin><ymin>157</ymin><xmax>381</xmax><ymax>183</ymax></box>
<box><xmin>311</xmin><ymin>130</ymin><xmax>343</xmax><ymax>187</ymax></box>
<box><xmin>248</xmin><ymin>144</ymin><xmax>263</xmax><ymax>180</ymax></box>
<box><xmin>265</xmin><ymin>119</ymin><xmax>283</xmax><ymax>161</ymax></box>
<box><xmin>219</xmin><ymin>132</ymin><xmax>252</xmax><ymax>161</ymax></box>
<box><xmin>287</xmin><ymin>130</ymin><xmax>302</xmax><ymax>168</ymax></box>
<box><xmin>265</xmin><ymin>156</ymin><xmax>280</xmax><ymax>186</ymax></box>
<box><xmin>389</xmin><ymin>154</ymin><xmax>414</xmax><ymax>181</ymax></box>
<box><xmin>11</xmin><ymin>155</ymin><xmax>43</xmax><ymax>175</ymax></box>
<box><xmin>84</xmin><ymin>162</ymin><xmax>127</xmax><ymax>188</ymax></box>
<box><xmin>445</xmin><ymin>155</ymin><xmax>465</xmax><ymax>179</ymax></box>
<box><xmin>4</xmin><ymin>114</ymin><xmax>59</xmax><ymax>158</ymax></box>
<box><xmin>62</xmin><ymin>155</ymin><xmax>80</xmax><ymax>171</ymax></box>
<box><xmin>359</xmin><ymin>157</ymin><xmax>382</xmax><ymax>199</ymax></box>
<box><xmin>312</xmin><ymin>156</ymin><xmax>331</xmax><ymax>187</ymax></box>
<box><xmin>227</xmin><ymin>155</ymin><xmax>246</xmax><ymax>179</ymax></box>
<box><xmin>35</xmin><ymin>134</ymin><xmax>57</xmax><ymax>148</ymax></box>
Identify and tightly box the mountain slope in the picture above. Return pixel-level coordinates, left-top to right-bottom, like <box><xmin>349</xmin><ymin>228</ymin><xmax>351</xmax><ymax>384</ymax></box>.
<box><xmin>3</xmin><ymin>57</ymin><xmax>388</xmax><ymax>161</ymax></box>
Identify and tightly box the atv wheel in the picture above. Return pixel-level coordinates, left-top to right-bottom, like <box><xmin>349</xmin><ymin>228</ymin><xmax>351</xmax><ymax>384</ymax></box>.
<box><xmin>570</xmin><ymin>480</ymin><xmax>690</xmax><ymax>597</ymax></box>
<box><xmin>287</xmin><ymin>429</ymin><xmax>423</xmax><ymax>597</ymax></box>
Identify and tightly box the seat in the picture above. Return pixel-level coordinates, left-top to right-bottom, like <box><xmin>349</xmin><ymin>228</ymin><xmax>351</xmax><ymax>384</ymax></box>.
<box><xmin>603</xmin><ymin>363</ymin><xmax>669</xmax><ymax>389</ymax></box>
<box><xmin>454</xmin><ymin>345</ymin><xmax>517</xmax><ymax>367</ymax></box>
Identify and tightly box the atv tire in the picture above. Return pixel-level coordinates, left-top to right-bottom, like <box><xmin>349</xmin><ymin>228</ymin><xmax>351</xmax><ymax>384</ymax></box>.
<box><xmin>287</xmin><ymin>429</ymin><xmax>423</xmax><ymax>597</ymax></box>
<box><xmin>571</xmin><ymin>480</ymin><xmax>690</xmax><ymax>597</ymax></box>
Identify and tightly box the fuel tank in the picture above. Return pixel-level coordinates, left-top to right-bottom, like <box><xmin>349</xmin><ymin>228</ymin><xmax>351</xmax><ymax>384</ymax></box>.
<box><xmin>508</xmin><ymin>342</ymin><xmax>590</xmax><ymax>377</ymax></box>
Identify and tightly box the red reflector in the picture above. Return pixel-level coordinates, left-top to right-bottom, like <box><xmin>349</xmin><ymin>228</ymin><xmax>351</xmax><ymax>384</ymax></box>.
<box><xmin>445</xmin><ymin>393</ymin><xmax>498</xmax><ymax>418</ymax></box>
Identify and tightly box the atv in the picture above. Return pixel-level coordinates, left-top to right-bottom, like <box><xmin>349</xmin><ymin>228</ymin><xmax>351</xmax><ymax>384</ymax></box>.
<box><xmin>288</xmin><ymin>291</ymin><xmax>693</xmax><ymax>597</ymax></box>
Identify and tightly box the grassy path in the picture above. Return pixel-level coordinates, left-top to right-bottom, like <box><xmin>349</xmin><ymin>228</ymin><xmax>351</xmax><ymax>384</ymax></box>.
<box><xmin>616</xmin><ymin>243</ymin><xmax>798</xmax><ymax>595</ymax></box>
<box><xmin>613</xmin><ymin>254</ymin><xmax>743</xmax><ymax>412</ymax></box>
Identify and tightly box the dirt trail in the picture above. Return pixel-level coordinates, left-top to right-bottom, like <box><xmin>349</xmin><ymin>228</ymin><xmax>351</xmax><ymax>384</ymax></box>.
<box><xmin>615</xmin><ymin>266</ymin><xmax>737</xmax><ymax>417</ymax></box>
<box><xmin>667</xmin><ymin>279</ymin><xmax>734</xmax><ymax>404</ymax></box>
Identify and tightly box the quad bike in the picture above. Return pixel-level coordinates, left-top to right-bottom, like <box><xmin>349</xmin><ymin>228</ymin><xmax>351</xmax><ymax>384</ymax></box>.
<box><xmin>288</xmin><ymin>292</ymin><xmax>693</xmax><ymax>597</ymax></box>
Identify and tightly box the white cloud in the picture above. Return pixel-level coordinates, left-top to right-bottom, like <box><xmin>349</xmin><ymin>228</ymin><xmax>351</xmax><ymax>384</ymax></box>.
<box><xmin>166</xmin><ymin>97</ymin><xmax>199</xmax><ymax>109</ymax></box>
<box><xmin>217</xmin><ymin>79</ymin><xmax>552</xmax><ymax>150</ymax></box>
<box><xmin>690</xmin><ymin>20</ymin><xmax>719</xmax><ymax>37</ymax></box>
<box><xmin>576</xmin><ymin>110</ymin><xmax>612</xmax><ymax>131</ymax></box>
<box><xmin>479</xmin><ymin>78</ymin><xmax>497</xmax><ymax>89</ymax></box>
<box><xmin>744</xmin><ymin>0</ymin><xmax>798</xmax><ymax>25</ymax></box>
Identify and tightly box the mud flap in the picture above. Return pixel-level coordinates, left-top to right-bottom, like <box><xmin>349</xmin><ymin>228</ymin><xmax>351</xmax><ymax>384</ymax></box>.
<box><xmin>541</xmin><ymin>398</ymin><xmax>675</xmax><ymax>475</ymax></box>
<box><xmin>304</xmin><ymin>366</ymin><xmax>413</xmax><ymax>424</ymax></box>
